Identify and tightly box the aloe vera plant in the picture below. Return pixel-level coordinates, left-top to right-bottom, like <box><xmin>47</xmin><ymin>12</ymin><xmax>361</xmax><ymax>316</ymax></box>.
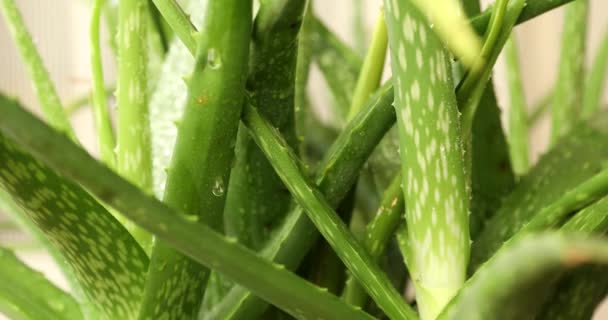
<box><xmin>1</xmin><ymin>0</ymin><xmax>608</xmax><ymax>319</ymax></box>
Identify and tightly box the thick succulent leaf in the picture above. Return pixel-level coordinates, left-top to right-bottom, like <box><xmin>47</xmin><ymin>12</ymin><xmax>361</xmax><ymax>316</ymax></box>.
<box><xmin>210</xmin><ymin>0</ymin><xmax>306</xmax><ymax>311</ymax></box>
<box><xmin>470</xmin><ymin>0</ymin><xmax>576</xmax><ymax>34</ymax></box>
<box><xmin>341</xmin><ymin>173</ymin><xmax>404</xmax><ymax>307</ymax></box>
<box><xmin>0</xmin><ymin>127</ymin><xmax>148</xmax><ymax>319</ymax></box>
<box><xmin>438</xmin><ymin>233</ymin><xmax>608</xmax><ymax>320</ymax></box>
<box><xmin>0</xmin><ymin>0</ymin><xmax>76</xmax><ymax>140</ymax></box>
<box><xmin>139</xmin><ymin>0</ymin><xmax>252</xmax><ymax>318</ymax></box>
<box><xmin>202</xmin><ymin>84</ymin><xmax>397</xmax><ymax>320</ymax></box>
<box><xmin>150</xmin><ymin>0</ymin><xmax>206</xmax><ymax>198</ymax></box>
<box><xmin>550</xmin><ymin>0</ymin><xmax>588</xmax><ymax>143</ymax></box>
<box><xmin>406</xmin><ymin>0</ymin><xmax>482</xmax><ymax>67</ymax></box>
<box><xmin>0</xmin><ymin>246</ymin><xmax>83</xmax><ymax>320</ymax></box>
<box><xmin>582</xmin><ymin>28</ymin><xmax>608</xmax><ymax>119</ymax></box>
<box><xmin>224</xmin><ymin>0</ymin><xmax>306</xmax><ymax>254</ymax></box>
<box><xmin>0</xmin><ymin>95</ymin><xmax>376</xmax><ymax>320</ymax></box>
<box><xmin>241</xmin><ymin>103</ymin><xmax>417</xmax><ymax>320</ymax></box>
<box><xmin>0</xmin><ymin>190</ymin><xmax>97</xmax><ymax>320</ymax></box>
<box><xmin>471</xmin><ymin>114</ymin><xmax>608</xmax><ymax>269</ymax></box>
<box><xmin>535</xmin><ymin>195</ymin><xmax>608</xmax><ymax>319</ymax></box>
<box><xmin>385</xmin><ymin>1</ymin><xmax>470</xmax><ymax>318</ymax></box>
<box><xmin>469</xmin><ymin>87</ymin><xmax>515</xmax><ymax>239</ymax></box>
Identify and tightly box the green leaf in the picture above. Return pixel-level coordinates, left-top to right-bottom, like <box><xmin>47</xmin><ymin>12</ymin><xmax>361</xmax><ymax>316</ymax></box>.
<box><xmin>0</xmin><ymin>0</ymin><xmax>76</xmax><ymax>140</ymax></box>
<box><xmin>203</xmin><ymin>84</ymin><xmax>399</xmax><ymax>320</ymax></box>
<box><xmin>581</xmin><ymin>27</ymin><xmax>608</xmax><ymax>119</ymax></box>
<box><xmin>241</xmin><ymin>103</ymin><xmax>417</xmax><ymax>320</ymax></box>
<box><xmin>149</xmin><ymin>0</ymin><xmax>206</xmax><ymax>198</ymax></box>
<box><xmin>385</xmin><ymin>1</ymin><xmax>470</xmax><ymax>318</ymax></box>
<box><xmin>550</xmin><ymin>0</ymin><xmax>588</xmax><ymax>143</ymax></box>
<box><xmin>406</xmin><ymin>0</ymin><xmax>482</xmax><ymax>68</ymax></box>
<box><xmin>90</xmin><ymin>0</ymin><xmax>116</xmax><ymax>168</ymax></box>
<box><xmin>0</xmin><ymin>94</ymin><xmax>376</xmax><ymax>320</ymax></box>
<box><xmin>438</xmin><ymin>233</ymin><xmax>608</xmax><ymax>320</ymax></box>
<box><xmin>115</xmin><ymin>0</ymin><xmax>154</xmax><ymax>251</ymax></box>
<box><xmin>470</xmin><ymin>0</ymin><xmax>576</xmax><ymax>35</ymax></box>
<box><xmin>224</xmin><ymin>0</ymin><xmax>306</xmax><ymax>253</ymax></box>
<box><xmin>342</xmin><ymin>173</ymin><xmax>404</xmax><ymax>307</ymax></box>
<box><xmin>535</xmin><ymin>195</ymin><xmax>608</xmax><ymax>319</ymax></box>
<box><xmin>471</xmin><ymin>115</ymin><xmax>608</xmax><ymax>269</ymax></box>
<box><xmin>504</xmin><ymin>35</ymin><xmax>530</xmax><ymax>176</ymax></box>
<box><xmin>0</xmin><ymin>190</ymin><xmax>98</xmax><ymax>320</ymax></box>
<box><xmin>139</xmin><ymin>0</ymin><xmax>253</xmax><ymax>319</ymax></box>
<box><xmin>0</xmin><ymin>106</ymin><xmax>149</xmax><ymax>320</ymax></box>
<box><xmin>151</xmin><ymin>0</ymin><xmax>196</xmax><ymax>54</ymax></box>
<box><xmin>469</xmin><ymin>87</ymin><xmax>515</xmax><ymax>239</ymax></box>
<box><xmin>0</xmin><ymin>246</ymin><xmax>83</xmax><ymax>320</ymax></box>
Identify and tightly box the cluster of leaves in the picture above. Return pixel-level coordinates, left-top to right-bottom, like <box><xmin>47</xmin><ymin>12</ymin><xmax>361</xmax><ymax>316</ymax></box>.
<box><xmin>0</xmin><ymin>0</ymin><xmax>607</xmax><ymax>319</ymax></box>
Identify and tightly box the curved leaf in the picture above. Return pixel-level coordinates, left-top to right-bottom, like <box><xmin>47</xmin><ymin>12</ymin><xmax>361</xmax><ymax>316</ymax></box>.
<box><xmin>471</xmin><ymin>115</ymin><xmax>608</xmax><ymax>269</ymax></box>
<box><xmin>439</xmin><ymin>233</ymin><xmax>608</xmax><ymax>320</ymax></box>
<box><xmin>0</xmin><ymin>94</ymin><xmax>376</xmax><ymax>320</ymax></box>
<box><xmin>0</xmin><ymin>247</ymin><xmax>83</xmax><ymax>320</ymax></box>
<box><xmin>0</xmin><ymin>118</ymin><xmax>148</xmax><ymax>319</ymax></box>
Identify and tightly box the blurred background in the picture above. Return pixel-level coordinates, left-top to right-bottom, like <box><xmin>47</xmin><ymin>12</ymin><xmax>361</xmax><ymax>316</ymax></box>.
<box><xmin>0</xmin><ymin>0</ymin><xmax>607</xmax><ymax>318</ymax></box>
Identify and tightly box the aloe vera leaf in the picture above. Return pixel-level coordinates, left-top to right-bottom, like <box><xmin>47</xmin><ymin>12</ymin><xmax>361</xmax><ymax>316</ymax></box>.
<box><xmin>535</xmin><ymin>196</ymin><xmax>608</xmax><ymax>320</ymax></box>
<box><xmin>0</xmin><ymin>96</ymin><xmax>376</xmax><ymax>320</ymax></box>
<box><xmin>203</xmin><ymin>84</ymin><xmax>398</xmax><ymax>320</ymax></box>
<box><xmin>149</xmin><ymin>0</ymin><xmax>206</xmax><ymax>199</ymax></box>
<box><xmin>504</xmin><ymin>35</ymin><xmax>530</xmax><ymax>176</ymax></box>
<box><xmin>303</xmin><ymin>188</ymin><xmax>356</xmax><ymax>295</ymax></box>
<box><xmin>141</xmin><ymin>5</ymin><xmax>394</xmax><ymax>316</ymax></box>
<box><xmin>471</xmin><ymin>115</ymin><xmax>608</xmax><ymax>270</ymax></box>
<box><xmin>151</xmin><ymin>0</ymin><xmax>197</xmax><ymax>54</ymax></box>
<box><xmin>459</xmin><ymin>0</ymin><xmax>526</xmax><ymax>143</ymax></box>
<box><xmin>311</xmin><ymin>17</ymin><xmax>363</xmax><ymax>122</ymax></box>
<box><xmin>437</xmin><ymin>233</ymin><xmax>608</xmax><ymax>320</ymax></box>
<box><xmin>0</xmin><ymin>0</ymin><xmax>76</xmax><ymax>140</ymax></box>
<box><xmin>346</xmin><ymin>9</ymin><xmax>388</xmax><ymax>121</ymax></box>
<box><xmin>460</xmin><ymin>0</ymin><xmax>481</xmax><ymax>17</ymax></box>
<box><xmin>470</xmin><ymin>0</ymin><xmax>575</xmax><ymax>35</ymax></box>
<box><xmin>224</xmin><ymin>0</ymin><xmax>306</xmax><ymax>251</ymax></box>
<box><xmin>385</xmin><ymin>1</ymin><xmax>470</xmax><ymax>318</ymax></box>
<box><xmin>241</xmin><ymin>103</ymin><xmax>417</xmax><ymax>320</ymax></box>
<box><xmin>581</xmin><ymin>28</ymin><xmax>608</xmax><ymax>119</ymax></box>
<box><xmin>407</xmin><ymin>0</ymin><xmax>481</xmax><ymax>68</ymax></box>
<box><xmin>0</xmin><ymin>190</ymin><xmax>98</xmax><ymax>320</ymax></box>
<box><xmin>469</xmin><ymin>87</ymin><xmax>515</xmax><ymax>239</ymax></box>
<box><xmin>90</xmin><ymin>0</ymin><xmax>116</xmax><ymax>168</ymax></box>
<box><xmin>115</xmin><ymin>0</ymin><xmax>154</xmax><ymax>251</ymax></box>
<box><xmin>0</xmin><ymin>118</ymin><xmax>148</xmax><ymax>320</ymax></box>
<box><xmin>0</xmin><ymin>247</ymin><xmax>83</xmax><ymax>320</ymax></box>
<box><xmin>550</xmin><ymin>0</ymin><xmax>588</xmax><ymax>144</ymax></box>
<box><xmin>139</xmin><ymin>1</ymin><xmax>252</xmax><ymax>319</ymax></box>
<box><xmin>295</xmin><ymin>1</ymin><xmax>315</xmax><ymax>157</ymax></box>
<box><xmin>342</xmin><ymin>173</ymin><xmax>404</xmax><ymax>307</ymax></box>
<box><xmin>205</xmin><ymin>1</ymin><xmax>307</xmax><ymax>310</ymax></box>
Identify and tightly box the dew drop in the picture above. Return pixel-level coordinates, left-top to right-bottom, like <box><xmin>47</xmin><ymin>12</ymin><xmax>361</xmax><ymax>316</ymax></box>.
<box><xmin>207</xmin><ymin>48</ymin><xmax>222</xmax><ymax>69</ymax></box>
<box><xmin>212</xmin><ymin>177</ymin><xmax>225</xmax><ymax>197</ymax></box>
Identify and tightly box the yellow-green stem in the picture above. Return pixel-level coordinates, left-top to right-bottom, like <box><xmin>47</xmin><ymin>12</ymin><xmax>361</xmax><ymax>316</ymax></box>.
<box><xmin>504</xmin><ymin>36</ymin><xmax>529</xmax><ymax>176</ymax></box>
<box><xmin>116</xmin><ymin>0</ymin><xmax>153</xmax><ymax>252</ymax></box>
<box><xmin>90</xmin><ymin>0</ymin><xmax>116</xmax><ymax>167</ymax></box>
<box><xmin>346</xmin><ymin>8</ymin><xmax>388</xmax><ymax>121</ymax></box>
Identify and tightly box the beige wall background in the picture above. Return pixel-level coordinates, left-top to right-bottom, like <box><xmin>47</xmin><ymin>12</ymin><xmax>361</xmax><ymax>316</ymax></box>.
<box><xmin>0</xmin><ymin>0</ymin><xmax>607</xmax><ymax>319</ymax></box>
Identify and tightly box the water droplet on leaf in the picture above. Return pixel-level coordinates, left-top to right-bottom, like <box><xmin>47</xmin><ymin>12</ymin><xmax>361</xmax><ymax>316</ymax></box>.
<box><xmin>207</xmin><ymin>48</ymin><xmax>222</xmax><ymax>69</ymax></box>
<box><xmin>212</xmin><ymin>177</ymin><xmax>225</xmax><ymax>197</ymax></box>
